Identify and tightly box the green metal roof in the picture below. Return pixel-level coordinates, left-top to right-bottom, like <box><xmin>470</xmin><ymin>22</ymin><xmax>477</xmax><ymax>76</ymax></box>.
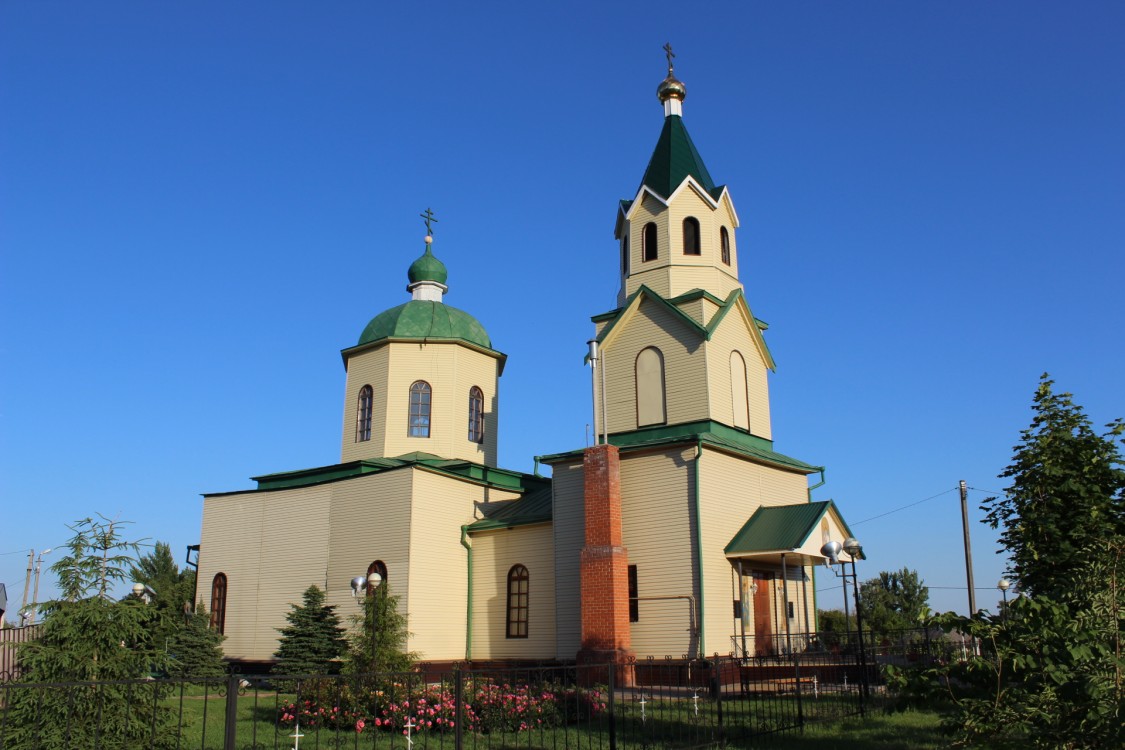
<box><xmin>539</xmin><ymin>420</ymin><xmax>822</xmax><ymax>475</ymax></box>
<box><xmin>466</xmin><ymin>483</ymin><xmax>553</xmax><ymax>532</ymax></box>
<box><xmin>407</xmin><ymin>246</ymin><xmax>448</xmax><ymax>285</ymax></box>
<box><xmin>205</xmin><ymin>453</ymin><xmax>537</xmax><ymax>495</ymax></box>
<box><xmin>724</xmin><ymin>501</ymin><xmax>833</xmax><ymax>555</ymax></box>
<box><xmin>724</xmin><ymin>500</ymin><xmax>862</xmax><ymax>558</ymax></box>
<box><xmin>356</xmin><ymin>300</ymin><xmax>491</xmax><ymax>349</ymax></box>
<box><xmin>589</xmin><ymin>285</ymin><xmax>775</xmax><ymax>370</ymax></box>
<box><xmin>639</xmin><ymin>115</ymin><xmax>723</xmax><ymax>200</ymax></box>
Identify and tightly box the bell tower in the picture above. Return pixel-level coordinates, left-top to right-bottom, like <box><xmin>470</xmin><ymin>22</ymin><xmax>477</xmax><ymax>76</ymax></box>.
<box><xmin>614</xmin><ymin>46</ymin><xmax>743</xmax><ymax>307</ymax></box>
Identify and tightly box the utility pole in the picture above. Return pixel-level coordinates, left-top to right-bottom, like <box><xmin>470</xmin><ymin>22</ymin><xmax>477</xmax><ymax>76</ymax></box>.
<box><xmin>20</xmin><ymin>549</ymin><xmax>33</xmax><ymax>625</ymax></box>
<box><xmin>960</xmin><ymin>480</ymin><xmax>977</xmax><ymax>615</ymax></box>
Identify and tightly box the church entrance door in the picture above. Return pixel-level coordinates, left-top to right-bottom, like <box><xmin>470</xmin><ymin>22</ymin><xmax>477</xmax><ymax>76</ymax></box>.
<box><xmin>752</xmin><ymin>572</ymin><xmax>773</xmax><ymax>656</ymax></box>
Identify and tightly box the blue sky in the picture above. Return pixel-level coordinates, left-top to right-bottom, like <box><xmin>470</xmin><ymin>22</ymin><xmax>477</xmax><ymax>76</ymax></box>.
<box><xmin>2</xmin><ymin>2</ymin><xmax>1122</xmax><ymax>619</ymax></box>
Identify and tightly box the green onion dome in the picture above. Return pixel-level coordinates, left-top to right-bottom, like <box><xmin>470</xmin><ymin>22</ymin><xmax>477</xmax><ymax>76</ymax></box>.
<box><xmin>407</xmin><ymin>245</ymin><xmax>448</xmax><ymax>285</ymax></box>
<box><xmin>358</xmin><ymin>300</ymin><xmax>491</xmax><ymax>349</ymax></box>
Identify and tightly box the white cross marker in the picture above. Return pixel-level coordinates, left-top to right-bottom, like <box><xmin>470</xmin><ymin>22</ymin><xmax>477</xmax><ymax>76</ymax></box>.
<box><xmin>289</xmin><ymin>720</ymin><xmax>304</xmax><ymax>750</ymax></box>
<box><xmin>404</xmin><ymin>717</ymin><xmax>417</xmax><ymax>749</ymax></box>
<box><xmin>638</xmin><ymin>693</ymin><xmax>648</xmax><ymax>722</ymax></box>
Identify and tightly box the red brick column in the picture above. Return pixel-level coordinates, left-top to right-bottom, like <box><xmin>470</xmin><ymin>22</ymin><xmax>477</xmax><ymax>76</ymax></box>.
<box><xmin>576</xmin><ymin>444</ymin><xmax>635</xmax><ymax>686</ymax></box>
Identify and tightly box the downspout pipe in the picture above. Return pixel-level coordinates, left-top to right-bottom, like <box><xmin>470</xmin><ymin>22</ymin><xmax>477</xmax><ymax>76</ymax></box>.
<box><xmin>807</xmin><ymin>468</ymin><xmax>826</xmax><ymax>500</ymax></box>
<box><xmin>693</xmin><ymin>438</ymin><xmax>706</xmax><ymax>658</ymax></box>
<box><xmin>460</xmin><ymin>525</ymin><xmax>473</xmax><ymax>662</ymax></box>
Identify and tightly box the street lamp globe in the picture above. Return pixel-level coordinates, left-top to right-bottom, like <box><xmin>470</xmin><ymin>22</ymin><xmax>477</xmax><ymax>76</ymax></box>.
<box><xmin>997</xmin><ymin>579</ymin><xmax>1010</xmax><ymax>592</ymax></box>
<box><xmin>843</xmin><ymin>538</ymin><xmax>863</xmax><ymax>559</ymax></box>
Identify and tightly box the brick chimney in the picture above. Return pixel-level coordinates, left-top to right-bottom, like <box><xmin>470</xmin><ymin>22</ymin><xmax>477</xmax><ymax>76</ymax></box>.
<box><xmin>576</xmin><ymin>443</ymin><xmax>634</xmax><ymax>685</ymax></box>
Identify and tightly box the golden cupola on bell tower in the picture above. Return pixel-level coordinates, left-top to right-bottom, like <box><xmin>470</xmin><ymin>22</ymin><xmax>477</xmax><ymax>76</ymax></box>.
<box><xmin>614</xmin><ymin>47</ymin><xmax>742</xmax><ymax>307</ymax></box>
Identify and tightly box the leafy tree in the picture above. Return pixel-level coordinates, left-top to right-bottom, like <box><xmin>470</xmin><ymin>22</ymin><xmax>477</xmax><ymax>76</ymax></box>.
<box><xmin>343</xmin><ymin>583</ymin><xmax>417</xmax><ymax>676</ymax></box>
<box><xmin>167</xmin><ymin>602</ymin><xmax>226</xmax><ymax>679</ymax></box>
<box><xmin>891</xmin><ymin>378</ymin><xmax>1124</xmax><ymax>749</ymax></box>
<box><xmin>6</xmin><ymin>516</ymin><xmax>175</xmax><ymax>749</ymax></box>
<box><xmin>982</xmin><ymin>375</ymin><xmax>1125</xmax><ymax>598</ymax></box>
<box><xmin>273</xmin><ymin>585</ymin><xmax>348</xmax><ymax>677</ymax></box>
<box><xmin>858</xmin><ymin>568</ymin><xmax>930</xmax><ymax>636</ymax></box>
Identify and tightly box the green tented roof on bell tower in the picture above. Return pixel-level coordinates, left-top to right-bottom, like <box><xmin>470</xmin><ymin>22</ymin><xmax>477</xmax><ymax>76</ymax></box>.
<box><xmin>639</xmin><ymin>115</ymin><xmax>722</xmax><ymax>200</ymax></box>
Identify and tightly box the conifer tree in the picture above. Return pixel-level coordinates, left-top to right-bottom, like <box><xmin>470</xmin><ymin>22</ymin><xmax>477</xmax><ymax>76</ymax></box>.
<box><xmin>167</xmin><ymin>602</ymin><xmax>226</xmax><ymax>679</ymax></box>
<box><xmin>343</xmin><ymin>583</ymin><xmax>417</xmax><ymax>676</ymax></box>
<box><xmin>273</xmin><ymin>585</ymin><xmax>347</xmax><ymax>676</ymax></box>
<box><xmin>6</xmin><ymin>516</ymin><xmax>175</xmax><ymax>749</ymax></box>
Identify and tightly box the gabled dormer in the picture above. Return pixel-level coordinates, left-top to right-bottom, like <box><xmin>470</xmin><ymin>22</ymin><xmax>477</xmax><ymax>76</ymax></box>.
<box><xmin>614</xmin><ymin>59</ymin><xmax>742</xmax><ymax>306</ymax></box>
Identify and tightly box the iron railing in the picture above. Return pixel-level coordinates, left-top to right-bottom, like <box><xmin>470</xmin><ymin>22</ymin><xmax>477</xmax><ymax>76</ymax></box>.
<box><xmin>0</xmin><ymin>654</ymin><xmax>895</xmax><ymax>750</ymax></box>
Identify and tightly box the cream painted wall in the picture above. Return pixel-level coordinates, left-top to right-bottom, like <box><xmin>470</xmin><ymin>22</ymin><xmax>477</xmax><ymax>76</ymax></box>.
<box><xmin>696</xmin><ymin>447</ymin><xmax>812</xmax><ymax>657</ymax></box>
<box><xmin>199</xmin><ymin>466</ymin><xmax>526</xmax><ymax>664</ymax></box>
<box><xmin>407</xmin><ymin>468</ymin><xmax>520</xmax><ymax>661</ymax></box>
<box><xmin>342</xmin><ymin>341</ymin><xmax>500</xmax><ymax>466</ymax></box>
<box><xmin>618</xmin><ymin>447</ymin><xmax>697</xmax><ymax>658</ymax></box>
<box><xmin>703</xmin><ymin>306</ymin><xmax>773</xmax><ymax>440</ymax></box>
<box><xmin>550</xmin><ymin>460</ymin><xmax>585</xmax><ymax>660</ymax></box>
<box><xmin>469</xmin><ymin>524</ymin><xmax>556</xmax><ymax>660</ymax></box>
<box><xmin>601</xmin><ymin>298</ymin><xmax>709</xmax><ymax>435</ymax></box>
<box><xmin>620</xmin><ymin>186</ymin><xmax>741</xmax><ymax>303</ymax></box>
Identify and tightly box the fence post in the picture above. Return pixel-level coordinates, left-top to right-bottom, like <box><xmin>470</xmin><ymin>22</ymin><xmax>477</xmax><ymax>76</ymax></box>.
<box><xmin>223</xmin><ymin>672</ymin><xmax>239</xmax><ymax>750</ymax></box>
<box><xmin>454</xmin><ymin>667</ymin><xmax>464</xmax><ymax>750</ymax></box>
<box><xmin>794</xmin><ymin>657</ymin><xmax>804</xmax><ymax>732</ymax></box>
<box><xmin>608</xmin><ymin>661</ymin><xmax>617</xmax><ymax>750</ymax></box>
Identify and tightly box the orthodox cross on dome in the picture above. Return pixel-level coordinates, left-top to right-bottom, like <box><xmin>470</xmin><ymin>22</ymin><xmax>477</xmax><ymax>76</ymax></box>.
<box><xmin>420</xmin><ymin>207</ymin><xmax>438</xmax><ymax>238</ymax></box>
<box><xmin>663</xmin><ymin>43</ymin><xmax>675</xmax><ymax>74</ymax></box>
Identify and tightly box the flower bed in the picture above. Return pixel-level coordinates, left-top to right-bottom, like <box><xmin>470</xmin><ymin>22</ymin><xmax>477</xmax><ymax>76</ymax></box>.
<box><xmin>277</xmin><ymin>679</ymin><xmax>606</xmax><ymax>735</ymax></box>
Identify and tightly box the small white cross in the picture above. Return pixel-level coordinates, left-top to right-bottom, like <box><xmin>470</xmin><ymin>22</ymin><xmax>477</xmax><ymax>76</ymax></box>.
<box><xmin>691</xmin><ymin>689</ymin><xmax>702</xmax><ymax>716</ymax></box>
<box><xmin>638</xmin><ymin>693</ymin><xmax>648</xmax><ymax>722</ymax></box>
<box><xmin>289</xmin><ymin>720</ymin><xmax>304</xmax><ymax>750</ymax></box>
<box><xmin>404</xmin><ymin>717</ymin><xmax>417</xmax><ymax>749</ymax></box>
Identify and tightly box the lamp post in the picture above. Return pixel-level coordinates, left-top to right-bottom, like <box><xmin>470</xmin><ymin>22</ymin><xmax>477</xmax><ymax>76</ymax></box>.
<box><xmin>820</xmin><ymin>537</ymin><xmax>868</xmax><ymax>713</ymax></box>
<box><xmin>997</xmin><ymin>578</ymin><xmax>1010</xmax><ymax>618</ymax></box>
<box><xmin>351</xmin><ymin>571</ymin><xmax>383</xmax><ymax>675</ymax></box>
<box><xmin>842</xmin><ymin>537</ymin><xmax>868</xmax><ymax>702</ymax></box>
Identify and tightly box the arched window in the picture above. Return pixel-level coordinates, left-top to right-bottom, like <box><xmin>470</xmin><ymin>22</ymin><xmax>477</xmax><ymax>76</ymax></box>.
<box><xmin>506</xmin><ymin>564</ymin><xmax>529</xmax><ymax>638</ymax></box>
<box><xmin>720</xmin><ymin>226</ymin><xmax>731</xmax><ymax>266</ymax></box>
<box><xmin>636</xmin><ymin>347</ymin><xmax>667</xmax><ymax>427</ymax></box>
<box><xmin>366</xmin><ymin>560</ymin><xmax>388</xmax><ymax>596</ymax></box>
<box><xmin>683</xmin><ymin>217</ymin><xmax>701</xmax><ymax>255</ymax></box>
<box><xmin>468</xmin><ymin>386</ymin><xmax>485</xmax><ymax>444</ymax></box>
<box><xmin>642</xmin><ymin>222</ymin><xmax>658</xmax><ymax>262</ymax></box>
<box><xmin>409</xmin><ymin>381</ymin><xmax>432</xmax><ymax>438</ymax></box>
<box><xmin>621</xmin><ymin>234</ymin><xmax>630</xmax><ymax>275</ymax></box>
<box><xmin>356</xmin><ymin>385</ymin><xmax>373</xmax><ymax>442</ymax></box>
<box><xmin>730</xmin><ymin>351</ymin><xmax>750</xmax><ymax>430</ymax></box>
<box><xmin>209</xmin><ymin>573</ymin><xmax>227</xmax><ymax>634</ymax></box>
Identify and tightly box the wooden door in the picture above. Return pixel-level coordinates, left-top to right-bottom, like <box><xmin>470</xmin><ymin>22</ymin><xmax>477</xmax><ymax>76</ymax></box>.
<box><xmin>753</xmin><ymin>573</ymin><xmax>773</xmax><ymax>655</ymax></box>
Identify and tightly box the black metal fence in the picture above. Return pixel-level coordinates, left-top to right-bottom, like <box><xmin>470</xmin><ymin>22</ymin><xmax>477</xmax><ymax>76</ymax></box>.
<box><xmin>0</xmin><ymin>651</ymin><xmax>908</xmax><ymax>750</ymax></box>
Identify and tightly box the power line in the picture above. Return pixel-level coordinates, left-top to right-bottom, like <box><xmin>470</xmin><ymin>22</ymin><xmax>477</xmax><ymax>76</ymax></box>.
<box><xmin>966</xmin><ymin>485</ymin><xmax>1006</xmax><ymax>496</ymax></box>
<box><xmin>851</xmin><ymin>487</ymin><xmax>958</xmax><ymax>526</ymax></box>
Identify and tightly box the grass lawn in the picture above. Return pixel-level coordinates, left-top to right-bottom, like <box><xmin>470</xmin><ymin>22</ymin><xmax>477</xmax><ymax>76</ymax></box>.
<box><xmin>756</xmin><ymin>710</ymin><xmax>946</xmax><ymax>750</ymax></box>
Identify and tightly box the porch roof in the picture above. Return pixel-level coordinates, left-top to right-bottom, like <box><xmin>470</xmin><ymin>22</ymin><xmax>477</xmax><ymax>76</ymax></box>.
<box><xmin>724</xmin><ymin>501</ymin><xmax>863</xmax><ymax>562</ymax></box>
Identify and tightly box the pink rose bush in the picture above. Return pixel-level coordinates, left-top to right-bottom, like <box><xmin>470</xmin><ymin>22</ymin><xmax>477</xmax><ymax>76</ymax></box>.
<box><xmin>277</xmin><ymin>679</ymin><xmax>607</xmax><ymax>735</ymax></box>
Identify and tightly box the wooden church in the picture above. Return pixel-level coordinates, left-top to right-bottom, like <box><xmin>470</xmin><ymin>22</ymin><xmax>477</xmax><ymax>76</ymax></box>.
<box><xmin>196</xmin><ymin>55</ymin><xmax>859</xmax><ymax>670</ymax></box>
